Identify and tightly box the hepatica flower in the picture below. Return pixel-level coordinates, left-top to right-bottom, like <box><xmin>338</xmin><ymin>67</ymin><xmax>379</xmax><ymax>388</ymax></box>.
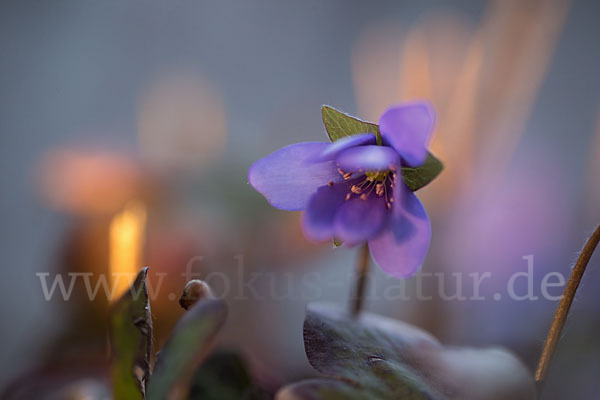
<box><xmin>249</xmin><ymin>102</ymin><xmax>442</xmax><ymax>278</ymax></box>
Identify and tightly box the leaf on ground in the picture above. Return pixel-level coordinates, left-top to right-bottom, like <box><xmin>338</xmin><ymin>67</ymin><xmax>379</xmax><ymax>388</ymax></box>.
<box><xmin>277</xmin><ymin>378</ymin><xmax>368</xmax><ymax>400</ymax></box>
<box><xmin>277</xmin><ymin>303</ymin><xmax>536</xmax><ymax>400</ymax></box>
<box><xmin>109</xmin><ymin>267</ymin><xmax>153</xmax><ymax>400</ymax></box>
<box><xmin>146</xmin><ymin>298</ymin><xmax>227</xmax><ymax>400</ymax></box>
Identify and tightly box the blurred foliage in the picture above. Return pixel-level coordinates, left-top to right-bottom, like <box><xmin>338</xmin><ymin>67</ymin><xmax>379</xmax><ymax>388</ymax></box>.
<box><xmin>109</xmin><ymin>269</ymin><xmax>268</xmax><ymax>400</ymax></box>
<box><xmin>188</xmin><ymin>350</ymin><xmax>266</xmax><ymax>400</ymax></box>
<box><xmin>146</xmin><ymin>297</ymin><xmax>227</xmax><ymax>400</ymax></box>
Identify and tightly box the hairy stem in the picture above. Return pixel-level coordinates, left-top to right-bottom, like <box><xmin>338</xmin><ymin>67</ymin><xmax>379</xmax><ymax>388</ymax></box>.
<box><xmin>350</xmin><ymin>243</ymin><xmax>371</xmax><ymax>317</ymax></box>
<box><xmin>535</xmin><ymin>224</ymin><xmax>600</xmax><ymax>388</ymax></box>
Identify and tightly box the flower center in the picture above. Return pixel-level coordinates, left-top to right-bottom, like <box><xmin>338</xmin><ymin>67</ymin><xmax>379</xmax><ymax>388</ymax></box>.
<box><xmin>365</xmin><ymin>171</ymin><xmax>388</xmax><ymax>182</ymax></box>
<box><xmin>336</xmin><ymin>168</ymin><xmax>396</xmax><ymax>209</ymax></box>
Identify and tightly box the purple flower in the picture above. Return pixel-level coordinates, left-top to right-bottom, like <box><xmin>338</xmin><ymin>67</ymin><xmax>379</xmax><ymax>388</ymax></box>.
<box><xmin>249</xmin><ymin>102</ymin><xmax>435</xmax><ymax>278</ymax></box>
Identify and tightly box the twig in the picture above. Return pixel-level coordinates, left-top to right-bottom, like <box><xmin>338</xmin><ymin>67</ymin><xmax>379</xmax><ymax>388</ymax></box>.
<box><xmin>535</xmin><ymin>224</ymin><xmax>600</xmax><ymax>389</ymax></box>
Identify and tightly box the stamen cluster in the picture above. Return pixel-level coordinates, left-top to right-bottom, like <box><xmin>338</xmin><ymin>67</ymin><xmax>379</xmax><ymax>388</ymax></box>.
<box><xmin>336</xmin><ymin>167</ymin><xmax>397</xmax><ymax>209</ymax></box>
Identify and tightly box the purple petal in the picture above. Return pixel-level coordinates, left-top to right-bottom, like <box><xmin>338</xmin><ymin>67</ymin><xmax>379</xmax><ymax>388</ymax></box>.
<box><xmin>335</xmin><ymin>145</ymin><xmax>399</xmax><ymax>173</ymax></box>
<box><xmin>248</xmin><ymin>142</ymin><xmax>340</xmax><ymax>211</ymax></box>
<box><xmin>314</xmin><ymin>133</ymin><xmax>376</xmax><ymax>162</ymax></box>
<box><xmin>368</xmin><ymin>181</ymin><xmax>431</xmax><ymax>278</ymax></box>
<box><xmin>302</xmin><ymin>181</ymin><xmax>354</xmax><ymax>241</ymax></box>
<box><xmin>378</xmin><ymin>101</ymin><xmax>435</xmax><ymax>167</ymax></box>
<box><xmin>333</xmin><ymin>196</ymin><xmax>387</xmax><ymax>246</ymax></box>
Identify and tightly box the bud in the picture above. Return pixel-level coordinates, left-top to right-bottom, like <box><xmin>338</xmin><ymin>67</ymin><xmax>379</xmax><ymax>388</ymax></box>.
<box><xmin>178</xmin><ymin>280</ymin><xmax>214</xmax><ymax>310</ymax></box>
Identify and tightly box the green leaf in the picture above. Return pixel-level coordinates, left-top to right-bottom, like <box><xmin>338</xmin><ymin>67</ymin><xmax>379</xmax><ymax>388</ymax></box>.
<box><xmin>146</xmin><ymin>298</ymin><xmax>227</xmax><ymax>400</ymax></box>
<box><xmin>321</xmin><ymin>105</ymin><xmax>381</xmax><ymax>144</ymax></box>
<box><xmin>188</xmin><ymin>350</ymin><xmax>264</xmax><ymax>400</ymax></box>
<box><xmin>277</xmin><ymin>379</ymin><xmax>370</xmax><ymax>400</ymax></box>
<box><xmin>109</xmin><ymin>267</ymin><xmax>153</xmax><ymax>400</ymax></box>
<box><xmin>321</xmin><ymin>105</ymin><xmax>443</xmax><ymax>191</ymax></box>
<box><xmin>276</xmin><ymin>303</ymin><xmax>536</xmax><ymax>400</ymax></box>
<box><xmin>401</xmin><ymin>152</ymin><xmax>444</xmax><ymax>192</ymax></box>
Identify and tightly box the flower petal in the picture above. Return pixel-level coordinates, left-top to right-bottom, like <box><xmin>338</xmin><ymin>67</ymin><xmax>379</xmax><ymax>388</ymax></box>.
<box><xmin>314</xmin><ymin>133</ymin><xmax>376</xmax><ymax>162</ymax></box>
<box><xmin>335</xmin><ymin>145</ymin><xmax>399</xmax><ymax>173</ymax></box>
<box><xmin>248</xmin><ymin>142</ymin><xmax>340</xmax><ymax>211</ymax></box>
<box><xmin>378</xmin><ymin>101</ymin><xmax>435</xmax><ymax>167</ymax></box>
<box><xmin>368</xmin><ymin>182</ymin><xmax>431</xmax><ymax>278</ymax></box>
<box><xmin>333</xmin><ymin>196</ymin><xmax>387</xmax><ymax>246</ymax></box>
<box><xmin>302</xmin><ymin>181</ymin><xmax>354</xmax><ymax>241</ymax></box>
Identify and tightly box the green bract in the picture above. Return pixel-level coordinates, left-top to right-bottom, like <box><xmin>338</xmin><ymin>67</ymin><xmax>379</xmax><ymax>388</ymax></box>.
<box><xmin>321</xmin><ymin>105</ymin><xmax>443</xmax><ymax>192</ymax></box>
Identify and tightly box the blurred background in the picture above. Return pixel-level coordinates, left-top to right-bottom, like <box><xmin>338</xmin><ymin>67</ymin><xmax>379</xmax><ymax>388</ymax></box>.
<box><xmin>1</xmin><ymin>0</ymin><xmax>600</xmax><ymax>398</ymax></box>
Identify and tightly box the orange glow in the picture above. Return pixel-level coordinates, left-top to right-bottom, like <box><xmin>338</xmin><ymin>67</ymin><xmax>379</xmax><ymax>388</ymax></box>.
<box><xmin>398</xmin><ymin>30</ymin><xmax>433</xmax><ymax>102</ymax></box>
<box><xmin>36</xmin><ymin>148</ymin><xmax>146</xmax><ymax>216</ymax></box>
<box><xmin>475</xmin><ymin>0</ymin><xmax>570</xmax><ymax>181</ymax></box>
<box><xmin>351</xmin><ymin>0</ymin><xmax>569</xmax><ymax>210</ymax></box>
<box><xmin>109</xmin><ymin>201</ymin><xmax>147</xmax><ymax>300</ymax></box>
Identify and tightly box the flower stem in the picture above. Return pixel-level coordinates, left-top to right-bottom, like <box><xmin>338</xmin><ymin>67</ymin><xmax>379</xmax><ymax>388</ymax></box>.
<box><xmin>350</xmin><ymin>243</ymin><xmax>371</xmax><ymax>317</ymax></box>
<box><xmin>535</xmin><ymin>224</ymin><xmax>600</xmax><ymax>389</ymax></box>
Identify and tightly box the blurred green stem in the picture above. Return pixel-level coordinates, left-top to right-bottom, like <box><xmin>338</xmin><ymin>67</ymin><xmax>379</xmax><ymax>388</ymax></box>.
<box><xmin>350</xmin><ymin>244</ymin><xmax>370</xmax><ymax>317</ymax></box>
<box><xmin>535</xmin><ymin>224</ymin><xmax>600</xmax><ymax>389</ymax></box>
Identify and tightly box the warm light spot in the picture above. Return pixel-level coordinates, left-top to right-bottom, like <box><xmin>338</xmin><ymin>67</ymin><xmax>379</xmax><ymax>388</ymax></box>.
<box><xmin>109</xmin><ymin>201</ymin><xmax>147</xmax><ymax>300</ymax></box>
<box><xmin>36</xmin><ymin>148</ymin><xmax>145</xmax><ymax>215</ymax></box>
<box><xmin>137</xmin><ymin>72</ymin><xmax>227</xmax><ymax>171</ymax></box>
<box><xmin>398</xmin><ymin>30</ymin><xmax>432</xmax><ymax>102</ymax></box>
